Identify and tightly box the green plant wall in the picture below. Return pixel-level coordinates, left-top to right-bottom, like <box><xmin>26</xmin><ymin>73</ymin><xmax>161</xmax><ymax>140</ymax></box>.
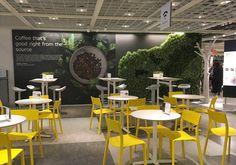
<box><xmin>118</xmin><ymin>33</ymin><xmax>202</xmax><ymax>98</ymax></box>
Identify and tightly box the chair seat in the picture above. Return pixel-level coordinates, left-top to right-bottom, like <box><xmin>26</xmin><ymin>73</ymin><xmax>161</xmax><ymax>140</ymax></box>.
<box><xmin>9</xmin><ymin>132</ymin><xmax>37</xmax><ymax>140</ymax></box>
<box><xmin>39</xmin><ymin>113</ymin><xmax>59</xmax><ymax>119</ymax></box>
<box><xmin>193</xmin><ymin>108</ymin><xmax>208</xmax><ymax>113</ymax></box>
<box><xmin>110</xmin><ymin>134</ymin><xmax>145</xmax><ymax>147</ymax></box>
<box><xmin>39</xmin><ymin>109</ymin><xmax>52</xmax><ymax>114</ymax></box>
<box><xmin>169</xmin><ymin>131</ymin><xmax>196</xmax><ymax>141</ymax></box>
<box><xmin>0</xmin><ymin>149</ymin><xmax>24</xmax><ymax>164</ymax></box>
<box><xmin>211</xmin><ymin>127</ymin><xmax>236</xmax><ymax>136</ymax></box>
<box><xmin>139</xmin><ymin>125</ymin><xmax>171</xmax><ymax>136</ymax></box>
<box><xmin>93</xmin><ymin>108</ymin><xmax>113</xmax><ymax>115</ymax></box>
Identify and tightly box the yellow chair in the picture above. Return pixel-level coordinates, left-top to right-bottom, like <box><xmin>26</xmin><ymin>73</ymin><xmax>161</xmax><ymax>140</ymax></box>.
<box><xmin>0</xmin><ymin>99</ymin><xmax>3</xmax><ymax>114</ymax></box>
<box><xmin>125</xmin><ymin>98</ymin><xmax>146</xmax><ymax>131</ymax></box>
<box><xmin>108</xmin><ymin>93</ymin><xmax>121</xmax><ymax>120</ymax></box>
<box><xmin>39</xmin><ymin>100</ymin><xmax>63</xmax><ymax>140</ymax></box>
<box><xmin>194</xmin><ymin>96</ymin><xmax>218</xmax><ymax>113</ymax></box>
<box><xmin>90</xmin><ymin>96</ymin><xmax>113</xmax><ymax>134</ymax></box>
<box><xmin>135</xmin><ymin>105</ymin><xmax>172</xmax><ymax>157</ymax></box>
<box><xmin>161</xmin><ymin>110</ymin><xmax>203</xmax><ymax>165</ymax></box>
<box><xmin>0</xmin><ymin>132</ymin><xmax>25</xmax><ymax>165</ymax></box>
<box><xmin>29</xmin><ymin>95</ymin><xmax>52</xmax><ymax>114</ymax></box>
<box><xmin>168</xmin><ymin>91</ymin><xmax>187</xmax><ymax>109</ymax></box>
<box><xmin>103</xmin><ymin>118</ymin><xmax>147</xmax><ymax>165</ymax></box>
<box><xmin>203</xmin><ymin>110</ymin><xmax>236</xmax><ymax>165</ymax></box>
<box><xmin>9</xmin><ymin>109</ymin><xmax>43</xmax><ymax>165</ymax></box>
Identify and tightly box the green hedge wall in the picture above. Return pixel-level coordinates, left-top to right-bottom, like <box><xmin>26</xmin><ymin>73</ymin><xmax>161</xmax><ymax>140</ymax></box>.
<box><xmin>118</xmin><ymin>33</ymin><xmax>202</xmax><ymax>98</ymax></box>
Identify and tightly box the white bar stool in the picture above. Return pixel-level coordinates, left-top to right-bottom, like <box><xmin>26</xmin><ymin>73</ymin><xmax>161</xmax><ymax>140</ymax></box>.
<box><xmin>116</xmin><ymin>83</ymin><xmax>127</xmax><ymax>92</ymax></box>
<box><xmin>12</xmin><ymin>86</ymin><xmax>26</xmax><ymax>100</ymax></box>
<box><xmin>49</xmin><ymin>85</ymin><xmax>61</xmax><ymax>102</ymax></box>
<box><xmin>146</xmin><ymin>84</ymin><xmax>158</xmax><ymax>104</ymax></box>
<box><xmin>96</xmin><ymin>85</ymin><xmax>108</xmax><ymax>103</ymax></box>
<box><xmin>55</xmin><ymin>86</ymin><xmax>67</xmax><ymax>100</ymax></box>
<box><xmin>178</xmin><ymin>84</ymin><xmax>191</xmax><ymax>93</ymax></box>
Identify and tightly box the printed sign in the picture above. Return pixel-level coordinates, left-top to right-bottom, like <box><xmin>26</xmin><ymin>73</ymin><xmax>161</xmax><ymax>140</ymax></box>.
<box><xmin>160</xmin><ymin>1</ymin><xmax>172</xmax><ymax>30</ymax></box>
<box><xmin>164</xmin><ymin>102</ymin><xmax>171</xmax><ymax>114</ymax></box>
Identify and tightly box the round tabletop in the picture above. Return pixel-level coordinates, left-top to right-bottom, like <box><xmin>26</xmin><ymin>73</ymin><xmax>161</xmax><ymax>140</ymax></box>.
<box><xmin>149</xmin><ymin>76</ymin><xmax>181</xmax><ymax>81</ymax></box>
<box><xmin>15</xmin><ymin>98</ymin><xmax>52</xmax><ymax>105</ymax></box>
<box><xmin>107</xmin><ymin>95</ymin><xmax>138</xmax><ymax>101</ymax></box>
<box><xmin>99</xmin><ymin>77</ymin><xmax>125</xmax><ymax>82</ymax></box>
<box><xmin>0</xmin><ymin>115</ymin><xmax>26</xmax><ymax>128</ymax></box>
<box><xmin>30</xmin><ymin>78</ymin><xmax>57</xmax><ymax>83</ymax></box>
<box><xmin>131</xmin><ymin>110</ymin><xmax>181</xmax><ymax>121</ymax></box>
<box><xmin>172</xmin><ymin>94</ymin><xmax>205</xmax><ymax>100</ymax></box>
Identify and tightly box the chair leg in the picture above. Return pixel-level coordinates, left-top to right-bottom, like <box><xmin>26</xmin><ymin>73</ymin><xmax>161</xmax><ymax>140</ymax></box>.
<box><xmin>134</xmin><ymin>119</ymin><xmax>140</xmax><ymax>152</ymax></box>
<box><xmin>58</xmin><ymin>118</ymin><xmax>63</xmax><ymax>133</ymax></box>
<box><xmin>89</xmin><ymin>112</ymin><xmax>94</xmax><ymax>129</ymax></box>
<box><xmin>118</xmin><ymin>147</ymin><xmax>123</xmax><ymax>165</ymax></box>
<box><xmin>171</xmin><ymin>141</ymin><xmax>175</xmax><ymax>165</ymax></box>
<box><xmin>28</xmin><ymin>121</ymin><xmax>31</xmax><ymax>130</ymax></box>
<box><xmin>228</xmin><ymin>136</ymin><xmax>231</xmax><ymax>160</ymax></box>
<box><xmin>38</xmin><ymin>133</ymin><xmax>43</xmax><ymax>158</ymax></box>
<box><xmin>129</xmin><ymin>146</ymin><xmax>133</xmax><ymax>164</ymax></box>
<box><xmin>143</xmin><ymin>144</ymin><xmax>147</xmax><ymax>165</ymax></box>
<box><xmin>102</xmin><ymin>139</ymin><xmax>109</xmax><ymax>165</ymax></box>
<box><xmin>126</xmin><ymin>114</ymin><xmax>130</xmax><ymax>131</ymax></box>
<box><xmin>196</xmin><ymin>139</ymin><xmax>203</xmax><ymax>165</ymax></box>
<box><xmin>29</xmin><ymin>140</ymin><xmax>34</xmax><ymax>165</ymax></box>
<box><xmin>181</xmin><ymin>141</ymin><xmax>185</xmax><ymax>159</ymax></box>
<box><xmin>147</xmin><ymin>133</ymin><xmax>151</xmax><ymax>158</ymax></box>
<box><xmin>158</xmin><ymin>136</ymin><xmax>163</xmax><ymax>159</ymax></box>
<box><xmin>222</xmin><ymin>135</ymin><xmax>228</xmax><ymax>165</ymax></box>
<box><xmin>98</xmin><ymin>113</ymin><xmax>102</xmax><ymax>134</ymax></box>
<box><xmin>203</xmin><ymin>130</ymin><xmax>210</xmax><ymax>155</ymax></box>
<box><xmin>20</xmin><ymin>150</ymin><xmax>25</xmax><ymax>165</ymax></box>
<box><xmin>53</xmin><ymin>119</ymin><xmax>58</xmax><ymax>140</ymax></box>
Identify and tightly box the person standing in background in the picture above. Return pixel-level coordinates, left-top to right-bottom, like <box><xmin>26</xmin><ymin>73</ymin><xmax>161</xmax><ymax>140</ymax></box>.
<box><xmin>211</xmin><ymin>61</ymin><xmax>223</xmax><ymax>95</ymax></box>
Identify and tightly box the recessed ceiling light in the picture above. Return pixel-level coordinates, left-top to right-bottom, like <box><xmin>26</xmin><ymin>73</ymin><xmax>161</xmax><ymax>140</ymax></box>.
<box><xmin>198</xmin><ymin>15</ymin><xmax>202</xmax><ymax>19</ymax></box>
<box><xmin>234</xmin><ymin>32</ymin><xmax>236</xmax><ymax>34</ymax></box>
<box><xmin>122</xmin><ymin>24</ymin><xmax>130</xmax><ymax>28</ymax></box>
<box><xmin>172</xmin><ymin>2</ymin><xmax>180</xmax><ymax>7</ymax></box>
<box><xmin>187</xmin><ymin>26</ymin><xmax>190</xmax><ymax>29</ymax></box>
<box><xmin>222</xmin><ymin>34</ymin><xmax>226</xmax><ymax>37</ymax></box>
<box><xmin>201</xmin><ymin>23</ymin><xmax>207</xmax><ymax>26</ymax></box>
<box><xmin>220</xmin><ymin>1</ymin><xmax>231</xmax><ymax>5</ymax></box>
<box><xmin>144</xmin><ymin>20</ymin><xmax>151</xmax><ymax>24</ymax></box>
<box><xmin>76</xmin><ymin>6</ymin><xmax>87</xmax><ymax>12</ymax></box>
<box><xmin>35</xmin><ymin>22</ymin><xmax>44</xmax><ymax>25</ymax></box>
<box><xmin>23</xmin><ymin>8</ymin><xmax>35</xmax><ymax>12</ymax></box>
<box><xmin>76</xmin><ymin>23</ymin><xmax>84</xmax><ymax>26</ymax></box>
<box><xmin>213</xmin><ymin>36</ymin><xmax>216</xmax><ymax>39</ymax></box>
<box><xmin>49</xmin><ymin>17</ymin><xmax>59</xmax><ymax>20</ymax></box>
<box><xmin>124</xmin><ymin>12</ymin><xmax>135</xmax><ymax>17</ymax></box>
<box><xmin>15</xmin><ymin>0</ymin><xmax>28</xmax><ymax>3</ymax></box>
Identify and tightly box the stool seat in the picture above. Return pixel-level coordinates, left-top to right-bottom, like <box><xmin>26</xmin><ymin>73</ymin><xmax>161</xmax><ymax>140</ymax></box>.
<box><xmin>96</xmin><ymin>85</ymin><xmax>108</xmax><ymax>104</ymax></box>
<box><xmin>116</xmin><ymin>83</ymin><xmax>127</xmax><ymax>91</ymax></box>
<box><xmin>178</xmin><ymin>84</ymin><xmax>191</xmax><ymax>93</ymax></box>
<box><xmin>12</xmin><ymin>87</ymin><xmax>26</xmax><ymax>92</ymax></box>
<box><xmin>49</xmin><ymin>85</ymin><xmax>61</xmax><ymax>91</ymax></box>
<box><xmin>26</xmin><ymin>85</ymin><xmax>39</xmax><ymax>90</ymax></box>
<box><xmin>146</xmin><ymin>84</ymin><xmax>158</xmax><ymax>90</ymax></box>
<box><xmin>55</xmin><ymin>86</ymin><xmax>66</xmax><ymax>92</ymax></box>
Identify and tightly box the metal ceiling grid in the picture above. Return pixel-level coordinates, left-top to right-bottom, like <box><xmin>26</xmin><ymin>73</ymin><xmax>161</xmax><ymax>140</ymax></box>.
<box><xmin>0</xmin><ymin>4</ymin><xmax>9</xmax><ymax>12</ymax></box>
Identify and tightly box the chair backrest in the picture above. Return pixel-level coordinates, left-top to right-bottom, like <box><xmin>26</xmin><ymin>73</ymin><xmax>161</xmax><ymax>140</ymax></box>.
<box><xmin>164</xmin><ymin>95</ymin><xmax>178</xmax><ymax>107</ymax></box>
<box><xmin>0</xmin><ymin>99</ymin><xmax>3</xmax><ymax>115</ymax></box>
<box><xmin>127</xmin><ymin>98</ymin><xmax>146</xmax><ymax>107</ymax></box>
<box><xmin>168</xmin><ymin>91</ymin><xmax>184</xmax><ymax>97</ymax></box>
<box><xmin>106</xmin><ymin>118</ymin><xmax>123</xmax><ymax>146</ymax></box>
<box><xmin>52</xmin><ymin>100</ymin><xmax>61</xmax><ymax>115</ymax></box>
<box><xmin>208</xmin><ymin>109</ymin><xmax>228</xmax><ymax>125</ymax></box>
<box><xmin>209</xmin><ymin>96</ymin><xmax>218</xmax><ymax>109</ymax></box>
<box><xmin>180</xmin><ymin>110</ymin><xmax>201</xmax><ymax>136</ymax></box>
<box><xmin>11</xmin><ymin>109</ymin><xmax>39</xmax><ymax>121</ymax></box>
<box><xmin>137</xmin><ymin>105</ymin><xmax>160</xmax><ymax>110</ymax></box>
<box><xmin>0</xmin><ymin>132</ymin><xmax>12</xmax><ymax>163</ymax></box>
<box><xmin>91</xmin><ymin>96</ymin><xmax>102</xmax><ymax>108</ymax></box>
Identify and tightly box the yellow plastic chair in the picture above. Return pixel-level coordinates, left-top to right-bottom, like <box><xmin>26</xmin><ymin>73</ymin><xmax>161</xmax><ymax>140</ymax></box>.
<box><xmin>135</xmin><ymin>105</ymin><xmax>172</xmax><ymax>157</ymax></box>
<box><xmin>39</xmin><ymin>100</ymin><xmax>63</xmax><ymax>140</ymax></box>
<box><xmin>90</xmin><ymin>96</ymin><xmax>113</xmax><ymax>134</ymax></box>
<box><xmin>161</xmin><ymin>110</ymin><xmax>203</xmax><ymax>165</ymax></box>
<box><xmin>194</xmin><ymin>96</ymin><xmax>218</xmax><ymax>113</ymax></box>
<box><xmin>0</xmin><ymin>132</ymin><xmax>25</xmax><ymax>165</ymax></box>
<box><xmin>29</xmin><ymin>95</ymin><xmax>52</xmax><ymax>114</ymax></box>
<box><xmin>203</xmin><ymin>110</ymin><xmax>236</xmax><ymax>165</ymax></box>
<box><xmin>9</xmin><ymin>109</ymin><xmax>43</xmax><ymax>165</ymax></box>
<box><xmin>103</xmin><ymin>118</ymin><xmax>147</xmax><ymax>165</ymax></box>
<box><xmin>0</xmin><ymin>99</ymin><xmax>3</xmax><ymax>114</ymax></box>
<box><xmin>168</xmin><ymin>91</ymin><xmax>187</xmax><ymax>109</ymax></box>
<box><xmin>125</xmin><ymin>98</ymin><xmax>146</xmax><ymax>131</ymax></box>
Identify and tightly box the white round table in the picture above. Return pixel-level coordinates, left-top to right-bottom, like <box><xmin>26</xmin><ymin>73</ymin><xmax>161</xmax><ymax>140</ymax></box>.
<box><xmin>15</xmin><ymin>98</ymin><xmax>52</xmax><ymax>109</ymax></box>
<box><xmin>30</xmin><ymin>78</ymin><xmax>57</xmax><ymax>95</ymax></box>
<box><xmin>131</xmin><ymin>110</ymin><xmax>180</xmax><ymax>165</ymax></box>
<box><xmin>107</xmin><ymin>95</ymin><xmax>138</xmax><ymax>131</ymax></box>
<box><xmin>172</xmin><ymin>94</ymin><xmax>205</xmax><ymax>109</ymax></box>
<box><xmin>0</xmin><ymin>115</ymin><xmax>26</xmax><ymax>128</ymax></box>
<box><xmin>99</xmin><ymin>77</ymin><xmax>125</xmax><ymax>96</ymax></box>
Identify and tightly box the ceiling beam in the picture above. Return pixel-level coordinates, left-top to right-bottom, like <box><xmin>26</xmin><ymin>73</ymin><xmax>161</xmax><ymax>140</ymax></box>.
<box><xmin>0</xmin><ymin>0</ymin><xmax>34</xmax><ymax>28</ymax></box>
<box><xmin>146</xmin><ymin>0</ymin><xmax>203</xmax><ymax>30</ymax></box>
<box><xmin>89</xmin><ymin>0</ymin><xmax>104</xmax><ymax>30</ymax></box>
<box><xmin>21</xmin><ymin>13</ymin><xmax>92</xmax><ymax>19</ymax></box>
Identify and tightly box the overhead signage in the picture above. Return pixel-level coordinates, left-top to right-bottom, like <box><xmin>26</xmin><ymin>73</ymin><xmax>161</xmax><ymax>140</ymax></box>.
<box><xmin>160</xmin><ymin>1</ymin><xmax>172</xmax><ymax>30</ymax></box>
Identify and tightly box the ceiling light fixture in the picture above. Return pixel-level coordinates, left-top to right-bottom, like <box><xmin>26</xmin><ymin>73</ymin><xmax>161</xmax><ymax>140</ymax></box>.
<box><xmin>234</xmin><ymin>32</ymin><xmax>236</xmax><ymax>34</ymax></box>
<box><xmin>201</xmin><ymin>23</ymin><xmax>207</xmax><ymax>26</ymax></box>
<box><xmin>23</xmin><ymin>8</ymin><xmax>35</xmax><ymax>12</ymax></box>
<box><xmin>122</xmin><ymin>24</ymin><xmax>130</xmax><ymax>28</ymax></box>
<box><xmin>76</xmin><ymin>6</ymin><xmax>87</xmax><ymax>12</ymax></box>
<box><xmin>187</xmin><ymin>26</ymin><xmax>190</xmax><ymax>29</ymax></box>
<box><xmin>220</xmin><ymin>1</ymin><xmax>231</xmax><ymax>5</ymax></box>
<box><xmin>144</xmin><ymin>20</ymin><xmax>151</xmax><ymax>24</ymax></box>
<box><xmin>213</xmin><ymin>36</ymin><xmax>216</xmax><ymax>39</ymax></box>
<box><xmin>15</xmin><ymin>0</ymin><xmax>28</xmax><ymax>3</ymax></box>
<box><xmin>49</xmin><ymin>17</ymin><xmax>59</xmax><ymax>20</ymax></box>
<box><xmin>35</xmin><ymin>22</ymin><xmax>44</xmax><ymax>25</ymax></box>
<box><xmin>76</xmin><ymin>23</ymin><xmax>84</xmax><ymax>26</ymax></box>
<box><xmin>172</xmin><ymin>2</ymin><xmax>180</xmax><ymax>7</ymax></box>
<box><xmin>222</xmin><ymin>34</ymin><xmax>226</xmax><ymax>37</ymax></box>
<box><xmin>198</xmin><ymin>15</ymin><xmax>202</xmax><ymax>19</ymax></box>
<box><xmin>124</xmin><ymin>12</ymin><xmax>135</xmax><ymax>17</ymax></box>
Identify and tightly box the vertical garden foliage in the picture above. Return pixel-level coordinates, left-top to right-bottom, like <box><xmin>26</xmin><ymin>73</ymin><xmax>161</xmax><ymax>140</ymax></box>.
<box><xmin>118</xmin><ymin>33</ymin><xmax>202</xmax><ymax>98</ymax></box>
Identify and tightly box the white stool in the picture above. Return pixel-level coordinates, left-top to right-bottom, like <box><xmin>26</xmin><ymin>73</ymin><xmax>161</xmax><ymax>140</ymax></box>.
<box><xmin>116</xmin><ymin>83</ymin><xmax>127</xmax><ymax>92</ymax></box>
<box><xmin>146</xmin><ymin>84</ymin><xmax>158</xmax><ymax>104</ymax></box>
<box><xmin>55</xmin><ymin>86</ymin><xmax>67</xmax><ymax>100</ymax></box>
<box><xmin>178</xmin><ymin>84</ymin><xmax>191</xmax><ymax>93</ymax></box>
<box><xmin>49</xmin><ymin>85</ymin><xmax>61</xmax><ymax>102</ymax></box>
<box><xmin>96</xmin><ymin>85</ymin><xmax>108</xmax><ymax>103</ymax></box>
<box><xmin>12</xmin><ymin>86</ymin><xmax>26</xmax><ymax>100</ymax></box>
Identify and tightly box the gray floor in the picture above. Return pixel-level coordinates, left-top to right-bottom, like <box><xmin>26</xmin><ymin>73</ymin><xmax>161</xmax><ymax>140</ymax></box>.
<box><xmin>11</xmin><ymin>97</ymin><xmax>236</xmax><ymax>165</ymax></box>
